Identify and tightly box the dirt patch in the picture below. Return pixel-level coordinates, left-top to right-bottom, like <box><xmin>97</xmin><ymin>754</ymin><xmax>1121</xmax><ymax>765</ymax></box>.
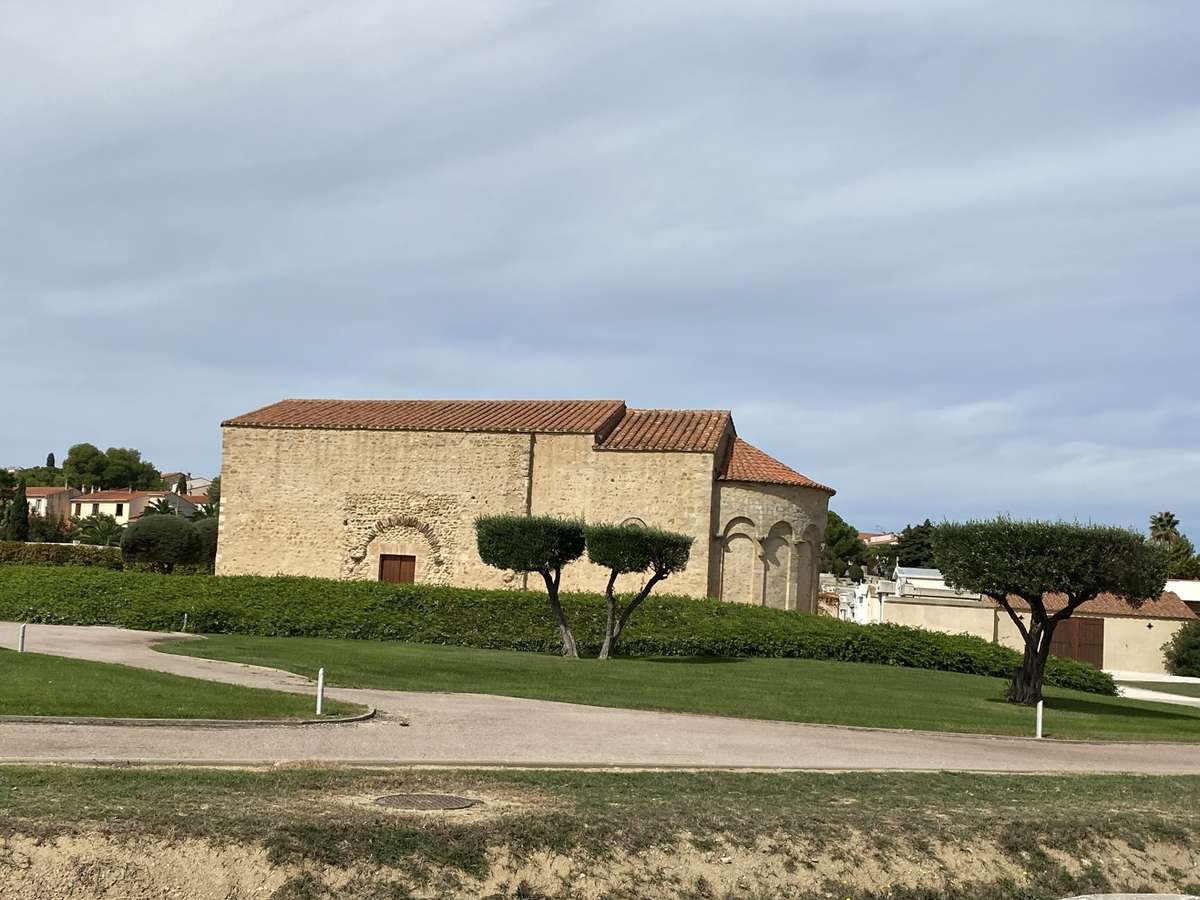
<box><xmin>3</xmin><ymin>829</ymin><xmax>1198</xmax><ymax>899</ymax></box>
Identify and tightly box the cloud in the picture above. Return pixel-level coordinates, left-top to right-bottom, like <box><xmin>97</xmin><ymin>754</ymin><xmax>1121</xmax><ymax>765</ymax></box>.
<box><xmin>1</xmin><ymin>1</ymin><xmax>1197</xmax><ymax>534</ymax></box>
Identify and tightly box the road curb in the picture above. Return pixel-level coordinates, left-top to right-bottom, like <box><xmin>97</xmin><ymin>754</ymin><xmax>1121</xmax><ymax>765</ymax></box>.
<box><xmin>0</xmin><ymin>707</ymin><xmax>377</xmax><ymax>729</ymax></box>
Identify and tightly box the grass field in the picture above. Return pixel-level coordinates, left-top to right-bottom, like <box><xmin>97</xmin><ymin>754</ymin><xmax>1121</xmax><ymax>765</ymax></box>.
<box><xmin>0</xmin><ymin>648</ymin><xmax>362</xmax><ymax>720</ymax></box>
<box><xmin>0</xmin><ymin>765</ymin><xmax>1196</xmax><ymax>899</ymax></box>
<box><xmin>1121</xmin><ymin>680</ymin><xmax>1200</xmax><ymax>699</ymax></box>
<box><xmin>164</xmin><ymin>635</ymin><xmax>1200</xmax><ymax>741</ymax></box>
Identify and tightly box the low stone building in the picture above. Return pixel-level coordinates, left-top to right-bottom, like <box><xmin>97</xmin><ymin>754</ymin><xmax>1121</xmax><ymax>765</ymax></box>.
<box><xmin>216</xmin><ymin>399</ymin><xmax>835</xmax><ymax>610</ymax></box>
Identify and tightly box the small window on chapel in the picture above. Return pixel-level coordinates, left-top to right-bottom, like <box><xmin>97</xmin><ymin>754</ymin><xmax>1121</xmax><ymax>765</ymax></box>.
<box><xmin>115</xmin><ymin>503</ymin><xmax>124</xmax><ymax>516</ymax></box>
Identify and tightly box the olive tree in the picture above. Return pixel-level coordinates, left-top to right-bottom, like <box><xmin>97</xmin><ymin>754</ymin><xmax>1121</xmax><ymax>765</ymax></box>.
<box><xmin>585</xmin><ymin>522</ymin><xmax>693</xmax><ymax>660</ymax></box>
<box><xmin>934</xmin><ymin>519</ymin><xmax>1167</xmax><ymax>705</ymax></box>
<box><xmin>475</xmin><ymin>514</ymin><xmax>585</xmax><ymax>658</ymax></box>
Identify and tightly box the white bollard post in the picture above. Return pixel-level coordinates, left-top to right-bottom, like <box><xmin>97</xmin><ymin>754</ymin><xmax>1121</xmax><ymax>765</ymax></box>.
<box><xmin>316</xmin><ymin>667</ymin><xmax>326</xmax><ymax>716</ymax></box>
<box><xmin>1035</xmin><ymin>700</ymin><xmax>1044</xmax><ymax>739</ymax></box>
<box><xmin>18</xmin><ymin>623</ymin><xmax>27</xmax><ymax>653</ymax></box>
<box><xmin>182</xmin><ymin>612</ymin><xmax>189</xmax><ymax>633</ymax></box>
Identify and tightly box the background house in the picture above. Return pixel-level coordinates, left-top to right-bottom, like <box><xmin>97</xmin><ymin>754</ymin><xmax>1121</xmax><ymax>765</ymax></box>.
<box><xmin>25</xmin><ymin>486</ymin><xmax>80</xmax><ymax>523</ymax></box>
<box><xmin>865</xmin><ymin>566</ymin><xmax>1194</xmax><ymax>675</ymax></box>
<box><xmin>70</xmin><ymin>490</ymin><xmax>198</xmax><ymax>525</ymax></box>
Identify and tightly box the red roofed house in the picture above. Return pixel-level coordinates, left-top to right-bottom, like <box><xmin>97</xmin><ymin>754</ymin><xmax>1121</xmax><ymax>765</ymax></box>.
<box><xmin>217</xmin><ymin>399</ymin><xmax>835</xmax><ymax>610</ymax></box>
<box><xmin>25</xmin><ymin>486</ymin><xmax>81</xmax><ymax>523</ymax></box>
<box><xmin>879</xmin><ymin>568</ymin><xmax>1194</xmax><ymax>674</ymax></box>
<box><xmin>70</xmin><ymin>490</ymin><xmax>198</xmax><ymax>526</ymax></box>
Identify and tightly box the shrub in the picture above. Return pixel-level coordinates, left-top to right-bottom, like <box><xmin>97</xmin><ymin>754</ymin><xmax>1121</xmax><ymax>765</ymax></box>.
<box><xmin>1164</xmin><ymin>620</ymin><xmax>1200</xmax><ymax>677</ymax></box>
<box><xmin>0</xmin><ymin>541</ymin><xmax>123</xmax><ymax>569</ymax></box>
<box><xmin>0</xmin><ymin>564</ymin><xmax>1116</xmax><ymax>695</ymax></box>
<box><xmin>121</xmin><ymin>515</ymin><xmax>200</xmax><ymax>573</ymax></box>
<box><xmin>194</xmin><ymin>517</ymin><xmax>218</xmax><ymax>572</ymax></box>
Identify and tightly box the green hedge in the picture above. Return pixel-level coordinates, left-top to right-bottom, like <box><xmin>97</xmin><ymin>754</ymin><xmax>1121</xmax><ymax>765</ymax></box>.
<box><xmin>0</xmin><ymin>565</ymin><xmax>1116</xmax><ymax>694</ymax></box>
<box><xmin>0</xmin><ymin>542</ymin><xmax>123</xmax><ymax>569</ymax></box>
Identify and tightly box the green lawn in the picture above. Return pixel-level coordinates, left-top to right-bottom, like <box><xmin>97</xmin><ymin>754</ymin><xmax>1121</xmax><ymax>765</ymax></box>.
<box><xmin>0</xmin><ymin>648</ymin><xmax>362</xmax><ymax>720</ymax></box>
<box><xmin>1121</xmin><ymin>680</ymin><xmax>1200</xmax><ymax>699</ymax></box>
<box><xmin>163</xmin><ymin>635</ymin><xmax>1200</xmax><ymax>741</ymax></box>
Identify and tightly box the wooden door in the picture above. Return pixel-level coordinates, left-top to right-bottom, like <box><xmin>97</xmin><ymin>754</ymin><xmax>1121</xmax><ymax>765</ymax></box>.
<box><xmin>379</xmin><ymin>554</ymin><xmax>416</xmax><ymax>584</ymax></box>
<box><xmin>1049</xmin><ymin>617</ymin><xmax>1104</xmax><ymax>668</ymax></box>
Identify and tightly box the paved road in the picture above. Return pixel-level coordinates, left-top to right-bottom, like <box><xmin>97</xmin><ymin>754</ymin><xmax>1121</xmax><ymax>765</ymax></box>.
<box><xmin>4</xmin><ymin>622</ymin><xmax>1200</xmax><ymax>772</ymax></box>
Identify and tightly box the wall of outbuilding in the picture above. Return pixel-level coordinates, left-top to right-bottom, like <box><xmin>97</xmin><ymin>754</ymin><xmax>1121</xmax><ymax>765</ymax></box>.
<box><xmin>216</xmin><ymin>425</ymin><xmax>532</xmax><ymax>585</ymax></box>
<box><xmin>527</xmin><ymin>433</ymin><xmax>717</xmax><ymax>596</ymax></box>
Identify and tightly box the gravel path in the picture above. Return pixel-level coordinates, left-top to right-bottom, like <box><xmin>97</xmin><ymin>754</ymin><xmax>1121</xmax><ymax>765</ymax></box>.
<box><xmin>4</xmin><ymin>622</ymin><xmax>1200</xmax><ymax>772</ymax></box>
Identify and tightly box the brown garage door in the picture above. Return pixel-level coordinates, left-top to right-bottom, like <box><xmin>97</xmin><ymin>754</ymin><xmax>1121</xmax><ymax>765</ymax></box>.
<box><xmin>379</xmin><ymin>554</ymin><xmax>416</xmax><ymax>584</ymax></box>
<box><xmin>1049</xmin><ymin>617</ymin><xmax>1104</xmax><ymax>668</ymax></box>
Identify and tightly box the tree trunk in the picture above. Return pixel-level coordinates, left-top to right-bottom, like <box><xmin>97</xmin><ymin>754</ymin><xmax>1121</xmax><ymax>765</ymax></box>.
<box><xmin>540</xmin><ymin>570</ymin><xmax>578</xmax><ymax>659</ymax></box>
<box><xmin>598</xmin><ymin>571</ymin><xmax>619</xmax><ymax>660</ymax></box>
<box><xmin>600</xmin><ymin>571</ymin><xmax>664</xmax><ymax>661</ymax></box>
<box><xmin>1009</xmin><ymin>620</ymin><xmax>1055</xmax><ymax>705</ymax></box>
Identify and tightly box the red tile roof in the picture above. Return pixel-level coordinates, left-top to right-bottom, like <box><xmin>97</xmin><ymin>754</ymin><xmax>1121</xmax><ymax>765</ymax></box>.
<box><xmin>718</xmin><ymin>438</ymin><xmax>836</xmax><ymax>493</ymax></box>
<box><xmin>221</xmin><ymin>399</ymin><xmax>834</xmax><ymax>491</ymax></box>
<box><xmin>223</xmin><ymin>399</ymin><xmax>628</xmax><ymax>436</ymax></box>
<box><xmin>1005</xmin><ymin>592</ymin><xmax>1195</xmax><ymax>621</ymax></box>
<box><xmin>182</xmin><ymin>494</ymin><xmax>210</xmax><ymax>505</ymax></box>
<box><xmin>597</xmin><ymin>409</ymin><xmax>731</xmax><ymax>452</ymax></box>
<box><xmin>25</xmin><ymin>486</ymin><xmax>71</xmax><ymax>496</ymax></box>
<box><xmin>72</xmin><ymin>490</ymin><xmax>167</xmax><ymax>502</ymax></box>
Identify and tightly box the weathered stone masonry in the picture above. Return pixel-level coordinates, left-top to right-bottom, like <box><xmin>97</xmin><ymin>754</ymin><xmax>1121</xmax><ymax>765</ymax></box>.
<box><xmin>216</xmin><ymin>399</ymin><xmax>835</xmax><ymax>609</ymax></box>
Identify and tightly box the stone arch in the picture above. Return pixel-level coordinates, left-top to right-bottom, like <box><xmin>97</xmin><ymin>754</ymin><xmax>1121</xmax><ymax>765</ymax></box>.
<box><xmin>793</xmin><ymin>522</ymin><xmax>821</xmax><ymax>613</ymax></box>
<box><xmin>721</xmin><ymin>516</ymin><xmax>757</xmax><ymax>538</ymax></box>
<box><xmin>761</xmin><ymin>521</ymin><xmax>794</xmax><ymax>610</ymax></box>
<box><xmin>720</xmin><ymin>532</ymin><xmax>758</xmax><ymax>604</ymax></box>
<box><xmin>345</xmin><ymin>514</ymin><xmax>450</xmax><ymax>583</ymax></box>
<box><xmin>621</xmin><ymin>516</ymin><xmax>647</xmax><ymax>528</ymax></box>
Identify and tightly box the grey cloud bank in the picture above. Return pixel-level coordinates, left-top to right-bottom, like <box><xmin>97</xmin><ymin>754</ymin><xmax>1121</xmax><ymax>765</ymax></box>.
<box><xmin>2</xmin><ymin>1</ymin><xmax>1198</xmax><ymax>533</ymax></box>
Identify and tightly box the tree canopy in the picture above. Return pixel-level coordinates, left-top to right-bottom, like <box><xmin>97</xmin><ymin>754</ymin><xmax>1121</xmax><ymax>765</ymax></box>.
<box><xmin>585</xmin><ymin>522</ymin><xmax>693</xmax><ymax>659</ymax></box>
<box><xmin>475</xmin><ymin>514</ymin><xmax>586</xmax><ymax>658</ymax></box>
<box><xmin>821</xmin><ymin>511</ymin><xmax>868</xmax><ymax>579</ymax></box>
<box><xmin>934</xmin><ymin>518</ymin><xmax>1167</xmax><ymax>704</ymax></box>
<box><xmin>121</xmin><ymin>514</ymin><xmax>201</xmax><ymax>573</ymax></box>
<box><xmin>64</xmin><ymin>443</ymin><xmax>161</xmax><ymax>490</ymax></box>
<box><xmin>896</xmin><ymin>519</ymin><xmax>936</xmax><ymax>568</ymax></box>
<box><xmin>1147</xmin><ymin>511</ymin><xmax>1200</xmax><ymax>579</ymax></box>
<box><xmin>3</xmin><ymin>481</ymin><xmax>30</xmax><ymax>542</ymax></box>
<box><xmin>1150</xmin><ymin>511</ymin><xmax>1182</xmax><ymax>542</ymax></box>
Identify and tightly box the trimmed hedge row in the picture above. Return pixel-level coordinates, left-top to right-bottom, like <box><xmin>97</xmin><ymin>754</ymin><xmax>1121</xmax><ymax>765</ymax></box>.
<box><xmin>0</xmin><ymin>565</ymin><xmax>1116</xmax><ymax>695</ymax></box>
<box><xmin>0</xmin><ymin>541</ymin><xmax>122</xmax><ymax>569</ymax></box>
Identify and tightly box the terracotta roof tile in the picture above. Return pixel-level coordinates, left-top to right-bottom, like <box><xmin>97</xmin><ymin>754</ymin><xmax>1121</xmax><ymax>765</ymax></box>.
<box><xmin>1005</xmin><ymin>592</ymin><xmax>1195</xmax><ymax>621</ymax></box>
<box><xmin>718</xmin><ymin>438</ymin><xmax>836</xmax><ymax>493</ymax></box>
<box><xmin>72</xmin><ymin>490</ymin><xmax>167</xmax><ymax>502</ymax></box>
<box><xmin>598</xmin><ymin>409</ymin><xmax>731</xmax><ymax>452</ymax></box>
<box><xmin>223</xmin><ymin>399</ymin><xmax>628</xmax><ymax>436</ymax></box>
<box><xmin>25</xmin><ymin>486</ymin><xmax>71</xmax><ymax>496</ymax></box>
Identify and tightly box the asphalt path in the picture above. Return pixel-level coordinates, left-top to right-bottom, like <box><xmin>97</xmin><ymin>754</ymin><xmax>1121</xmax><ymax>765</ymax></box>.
<box><xmin>3</xmin><ymin>622</ymin><xmax>1200</xmax><ymax>772</ymax></box>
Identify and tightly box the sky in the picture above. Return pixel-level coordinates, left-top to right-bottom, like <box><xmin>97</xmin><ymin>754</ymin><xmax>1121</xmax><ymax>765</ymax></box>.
<box><xmin>3</xmin><ymin>1</ymin><xmax>1198</xmax><ymax>534</ymax></box>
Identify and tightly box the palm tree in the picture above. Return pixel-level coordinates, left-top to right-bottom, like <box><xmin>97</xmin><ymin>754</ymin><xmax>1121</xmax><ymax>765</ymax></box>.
<box><xmin>143</xmin><ymin>497</ymin><xmax>176</xmax><ymax>516</ymax></box>
<box><xmin>1150</xmin><ymin>511</ymin><xmax>1182</xmax><ymax>543</ymax></box>
<box><xmin>76</xmin><ymin>514</ymin><xmax>124</xmax><ymax>547</ymax></box>
<box><xmin>191</xmin><ymin>502</ymin><xmax>219</xmax><ymax>520</ymax></box>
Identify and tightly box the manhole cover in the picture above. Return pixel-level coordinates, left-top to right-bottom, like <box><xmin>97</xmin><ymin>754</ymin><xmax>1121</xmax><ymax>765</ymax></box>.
<box><xmin>373</xmin><ymin>793</ymin><xmax>479</xmax><ymax>811</ymax></box>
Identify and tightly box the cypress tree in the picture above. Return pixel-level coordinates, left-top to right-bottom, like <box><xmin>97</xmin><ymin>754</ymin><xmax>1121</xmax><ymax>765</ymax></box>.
<box><xmin>175</xmin><ymin>474</ymin><xmax>188</xmax><ymax>495</ymax></box>
<box><xmin>5</xmin><ymin>481</ymin><xmax>30</xmax><ymax>542</ymax></box>
<box><xmin>46</xmin><ymin>451</ymin><xmax>55</xmax><ymax>469</ymax></box>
